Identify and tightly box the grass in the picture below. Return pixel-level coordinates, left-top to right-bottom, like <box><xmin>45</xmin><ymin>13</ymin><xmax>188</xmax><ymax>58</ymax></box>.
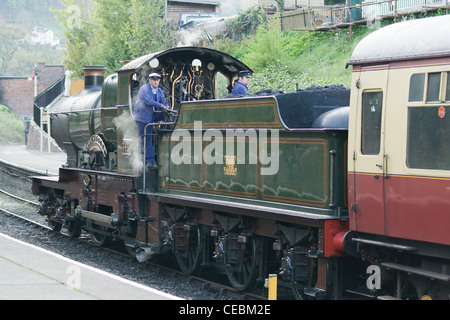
<box><xmin>0</xmin><ymin>105</ymin><xmax>25</xmax><ymax>144</ymax></box>
<box><xmin>245</xmin><ymin>25</ymin><xmax>375</xmax><ymax>92</ymax></box>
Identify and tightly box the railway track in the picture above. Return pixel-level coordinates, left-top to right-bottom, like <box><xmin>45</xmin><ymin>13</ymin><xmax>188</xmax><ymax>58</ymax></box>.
<box><xmin>0</xmin><ymin>184</ymin><xmax>269</xmax><ymax>300</ymax></box>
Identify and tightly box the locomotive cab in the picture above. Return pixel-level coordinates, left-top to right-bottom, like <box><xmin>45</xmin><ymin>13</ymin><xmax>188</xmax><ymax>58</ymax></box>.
<box><xmin>116</xmin><ymin>47</ymin><xmax>253</xmax><ymax>175</ymax></box>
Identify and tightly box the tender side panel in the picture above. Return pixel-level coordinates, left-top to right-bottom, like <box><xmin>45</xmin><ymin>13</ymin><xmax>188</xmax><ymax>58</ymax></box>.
<box><xmin>159</xmin><ymin>129</ymin><xmax>348</xmax><ymax>217</ymax></box>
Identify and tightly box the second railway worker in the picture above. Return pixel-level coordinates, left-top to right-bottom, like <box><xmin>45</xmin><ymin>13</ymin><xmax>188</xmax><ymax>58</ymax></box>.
<box><xmin>133</xmin><ymin>72</ymin><xmax>170</xmax><ymax>169</ymax></box>
<box><xmin>231</xmin><ymin>70</ymin><xmax>252</xmax><ymax>95</ymax></box>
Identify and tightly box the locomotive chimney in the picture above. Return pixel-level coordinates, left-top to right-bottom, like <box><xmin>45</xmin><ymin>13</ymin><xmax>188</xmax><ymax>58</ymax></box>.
<box><xmin>82</xmin><ymin>66</ymin><xmax>107</xmax><ymax>88</ymax></box>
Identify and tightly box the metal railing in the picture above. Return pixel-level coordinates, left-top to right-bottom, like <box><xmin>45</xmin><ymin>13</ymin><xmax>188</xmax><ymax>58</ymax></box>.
<box><xmin>280</xmin><ymin>0</ymin><xmax>449</xmax><ymax>31</ymax></box>
<box><xmin>33</xmin><ymin>75</ymin><xmax>65</xmax><ymax>132</ymax></box>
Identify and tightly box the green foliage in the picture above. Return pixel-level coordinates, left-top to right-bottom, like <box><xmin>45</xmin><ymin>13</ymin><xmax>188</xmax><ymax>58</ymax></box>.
<box><xmin>0</xmin><ymin>105</ymin><xmax>25</xmax><ymax>144</ymax></box>
<box><xmin>52</xmin><ymin>0</ymin><xmax>95</xmax><ymax>78</ymax></box>
<box><xmin>213</xmin><ymin>14</ymin><xmax>378</xmax><ymax>91</ymax></box>
<box><xmin>120</xmin><ymin>0</ymin><xmax>176</xmax><ymax>58</ymax></box>
<box><xmin>53</xmin><ymin>0</ymin><xmax>176</xmax><ymax>78</ymax></box>
<box><xmin>249</xmin><ymin>64</ymin><xmax>341</xmax><ymax>93</ymax></box>
<box><xmin>241</xmin><ymin>14</ymin><xmax>289</xmax><ymax>70</ymax></box>
<box><xmin>222</xmin><ymin>8</ymin><xmax>267</xmax><ymax>42</ymax></box>
<box><xmin>212</xmin><ymin>12</ymin><xmax>366</xmax><ymax>91</ymax></box>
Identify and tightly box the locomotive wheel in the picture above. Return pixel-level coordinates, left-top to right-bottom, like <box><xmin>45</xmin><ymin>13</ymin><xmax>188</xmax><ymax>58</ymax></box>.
<box><xmin>89</xmin><ymin>225</ymin><xmax>110</xmax><ymax>247</ymax></box>
<box><xmin>67</xmin><ymin>220</ymin><xmax>82</xmax><ymax>238</ymax></box>
<box><xmin>292</xmin><ymin>286</ymin><xmax>308</xmax><ymax>300</ymax></box>
<box><xmin>225</xmin><ymin>236</ymin><xmax>258</xmax><ymax>291</ymax></box>
<box><xmin>175</xmin><ymin>226</ymin><xmax>202</xmax><ymax>275</ymax></box>
<box><xmin>125</xmin><ymin>245</ymin><xmax>137</xmax><ymax>258</ymax></box>
<box><xmin>48</xmin><ymin>220</ymin><xmax>62</xmax><ymax>232</ymax></box>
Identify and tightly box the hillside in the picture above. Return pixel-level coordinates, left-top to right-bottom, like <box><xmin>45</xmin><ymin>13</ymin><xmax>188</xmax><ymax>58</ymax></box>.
<box><xmin>284</xmin><ymin>26</ymin><xmax>373</xmax><ymax>89</ymax></box>
<box><xmin>0</xmin><ymin>0</ymin><xmax>64</xmax><ymax>37</ymax></box>
<box><xmin>213</xmin><ymin>20</ymin><xmax>377</xmax><ymax>93</ymax></box>
<box><xmin>0</xmin><ymin>105</ymin><xmax>25</xmax><ymax>144</ymax></box>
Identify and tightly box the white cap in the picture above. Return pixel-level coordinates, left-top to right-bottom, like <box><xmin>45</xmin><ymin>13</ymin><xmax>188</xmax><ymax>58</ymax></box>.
<box><xmin>148</xmin><ymin>72</ymin><xmax>161</xmax><ymax>79</ymax></box>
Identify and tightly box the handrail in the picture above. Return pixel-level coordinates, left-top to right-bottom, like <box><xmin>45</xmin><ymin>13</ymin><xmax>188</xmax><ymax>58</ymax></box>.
<box><xmin>33</xmin><ymin>76</ymin><xmax>65</xmax><ymax>130</ymax></box>
<box><xmin>279</xmin><ymin>0</ymin><xmax>449</xmax><ymax>32</ymax></box>
<box><xmin>142</xmin><ymin>121</ymin><xmax>176</xmax><ymax>191</ymax></box>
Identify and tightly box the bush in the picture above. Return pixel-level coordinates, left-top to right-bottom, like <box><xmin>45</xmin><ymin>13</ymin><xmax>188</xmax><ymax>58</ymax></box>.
<box><xmin>249</xmin><ymin>64</ymin><xmax>341</xmax><ymax>93</ymax></box>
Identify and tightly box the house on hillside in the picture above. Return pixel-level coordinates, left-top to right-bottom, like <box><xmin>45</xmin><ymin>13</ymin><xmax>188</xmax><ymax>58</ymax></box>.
<box><xmin>166</xmin><ymin>0</ymin><xmax>220</xmax><ymax>26</ymax></box>
<box><xmin>24</xmin><ymin>27</ymin><xmax>61</xmax><ymax>47</ymax></box>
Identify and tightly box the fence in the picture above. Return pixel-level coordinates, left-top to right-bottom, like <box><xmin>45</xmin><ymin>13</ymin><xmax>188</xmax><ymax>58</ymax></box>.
<box><xmin>33</xmin><ymin>75</ymin><xmax>65</xmax><ymax>133</ymax></box>
<box><xmin>280</xmin><ymin>0</ymin><xmax>449</xmax><ymax>31</ymax></box>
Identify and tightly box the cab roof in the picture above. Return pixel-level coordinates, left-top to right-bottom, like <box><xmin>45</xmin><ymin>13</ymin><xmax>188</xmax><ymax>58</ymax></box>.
<box><xmin>118</xmin><ymin>46</ymin><xmax>252</xmax><ymax>79</ymax></box>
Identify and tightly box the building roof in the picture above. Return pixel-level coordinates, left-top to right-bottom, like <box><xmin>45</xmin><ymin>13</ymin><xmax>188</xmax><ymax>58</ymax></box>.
<box><xmin>347</xmin><ymin>15</ymin><xmax>450</xmax><ymax>66</ymax></box>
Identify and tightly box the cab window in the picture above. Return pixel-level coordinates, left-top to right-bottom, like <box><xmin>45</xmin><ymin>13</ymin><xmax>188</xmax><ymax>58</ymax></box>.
<box><xmin>446</xmin><ymin>73</ymin><xmax>450</xmax><ymax>101</ymax></box>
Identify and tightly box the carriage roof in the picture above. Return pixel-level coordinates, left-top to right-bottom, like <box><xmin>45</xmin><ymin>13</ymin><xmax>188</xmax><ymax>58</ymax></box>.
<box><xmin>347</xmin><ymin>15</ymin><xmax>450</xmax><ymax>66</ymax></box>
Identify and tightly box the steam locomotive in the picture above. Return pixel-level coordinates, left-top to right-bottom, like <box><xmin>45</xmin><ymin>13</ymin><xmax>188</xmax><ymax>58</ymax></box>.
<box><xmin>32</xmin><ymin>15</ymin><xmax>450</xmax><ymax>299</ymax></box>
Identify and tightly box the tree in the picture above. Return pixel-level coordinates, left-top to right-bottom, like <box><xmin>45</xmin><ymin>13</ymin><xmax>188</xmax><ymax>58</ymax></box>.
<box><xmin>53</xmin><ymin>0</ymin><xmax>176</xmax><ymax>77</ymax></box>
<box><xmin>275</xmin><ymin>0</ymin><xmax>285</xmax><ymax>11</ymax></box>
<box><xmin>120</xmin><ymin>0</ymin><xmax>176</xmax><ymax>58</ymax></box>
<box><xmin>52</xmin><ymin>0</ymin><xmax>95</xmax><ymax>78</ymax></box>
<box><xmin>0</xmin><ymin>19</ymin><xmax>27</xmax><ymax>75</ymax></box>
<box><xmin>242</xmin><ymin>14</ymin><xmax>287</xmax><ymax>70</ymax></box>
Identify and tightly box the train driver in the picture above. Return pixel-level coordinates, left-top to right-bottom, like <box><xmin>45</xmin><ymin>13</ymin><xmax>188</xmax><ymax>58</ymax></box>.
<box><xmin>133</xmin><ymin>72</ymin><xmax>170</xmax><ymax>169</ymax></box>
<box><xmin>231</xmin><ymin>70</ymin><xmax>252</xmax><ymax>95</ymax></box>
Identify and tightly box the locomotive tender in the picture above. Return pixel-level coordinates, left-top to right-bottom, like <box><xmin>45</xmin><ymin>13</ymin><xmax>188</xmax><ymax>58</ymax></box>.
<box><xmin>32</xmin><ymin>16</ymin><xmax>450</xmax><ymax>299</ymax></box>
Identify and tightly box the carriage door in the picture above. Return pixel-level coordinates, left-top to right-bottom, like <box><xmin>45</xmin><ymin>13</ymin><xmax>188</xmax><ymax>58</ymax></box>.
<box><xmin>351</xmin><ymin>68</ymin><xmax>389</xmax><ymax>235</ymax></box>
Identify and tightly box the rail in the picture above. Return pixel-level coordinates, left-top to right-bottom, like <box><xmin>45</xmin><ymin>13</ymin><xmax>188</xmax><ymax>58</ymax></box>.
<box><xmin>33</xmin><ymin>75</ymin><xmax>65</xmax><ymax>132</ymax></box>
<box><xmin>280</xmin><ymin>0</ymin><xmax>449</xmax><ymax>32</ymax></box>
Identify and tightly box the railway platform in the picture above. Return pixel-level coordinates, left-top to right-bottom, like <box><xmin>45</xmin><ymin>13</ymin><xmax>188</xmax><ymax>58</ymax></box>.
<box><xmin>0</xmin><ymin>232</ymin><xmax>181</xmax><ymax>300</ymax></box>
<box><xmin>0</xmin><ymin>144</ymin><xmax>66</xmax><ymax>175</ymax></box>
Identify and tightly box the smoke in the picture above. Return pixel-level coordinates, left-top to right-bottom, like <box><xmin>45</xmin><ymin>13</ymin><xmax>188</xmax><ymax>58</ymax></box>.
<box><xmin>219</xmin><ymin>0</ymin><xmax>241</xmax><ymax>16</ymax></box>
<box><xmin>175</xmin><ymin>0</ymin><xmax>241</xmax><ymax>47</ymax></box>
<box><xmin>112</xmin><ymin>110</ymin><xmax>144</xmax><ymax>172</ymax></box>
<box><xmin>177</xmin><ymin>28</ymin><xmax>204</xmax><ymax>47</ymax></box>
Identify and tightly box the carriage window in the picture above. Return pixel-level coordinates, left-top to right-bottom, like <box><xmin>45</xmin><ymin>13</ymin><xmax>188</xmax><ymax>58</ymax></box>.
<box><xmin>426</xmin><ymin>73</ymin><xmax>441</xmax><ymax>102</ymax></box>
<box><xmin>361</xmin><ymin>91</ymin><xmax>383</xmax><ymax>155</ymax></box>
<box><xmin>446</xmin><ymin>73</ymin><xmax>450</xmax><ymax>101</ymax></box>
<box><xmin>407</xmin><ymin>106</ymin><xmax>450</xmax><ymax>170</ymax></box>
<box><xmin>409</xmin><ymin>73</ymin><xmax>425</xmax><ymax>102</ymax></box>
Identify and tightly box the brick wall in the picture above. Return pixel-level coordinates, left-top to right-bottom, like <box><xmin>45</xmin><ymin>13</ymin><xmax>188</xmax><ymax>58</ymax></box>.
<box><xmin>26</xmin><ymin>119</ymin><xmax>62</xmax><ymax>152</ymax></box>
<box><xmin>0</xmin><ymin>64</ymin><xmax>65</xmax><ymax>118</ymax></box>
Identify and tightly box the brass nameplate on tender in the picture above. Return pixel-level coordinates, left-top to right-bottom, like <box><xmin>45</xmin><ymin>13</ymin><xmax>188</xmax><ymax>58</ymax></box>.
<box><xmin>224</xmin><ymin>155</ymin><xmax>237</xmax><ymax>176</ymax></box>
<box><xmin>83</xmin><ymin>174</ymin><xmax>91</xmax><ymax>186</ymax></box>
